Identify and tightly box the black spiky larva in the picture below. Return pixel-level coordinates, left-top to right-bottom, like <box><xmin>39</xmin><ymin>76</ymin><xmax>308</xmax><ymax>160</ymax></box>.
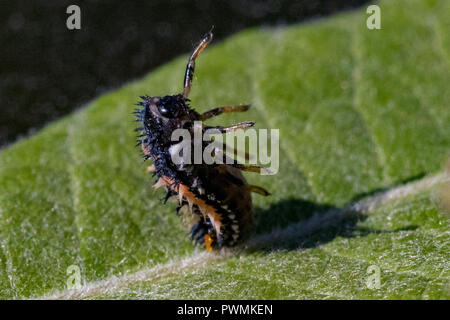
<box><xmin>135</xmin><ymin>31</ymin><xmax>270</xmax><ymax>251</ymax></box>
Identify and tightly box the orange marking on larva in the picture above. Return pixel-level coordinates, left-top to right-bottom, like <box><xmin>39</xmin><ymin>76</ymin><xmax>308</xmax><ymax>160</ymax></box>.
<box><xmin>158</xmin><ymin>176</ymin><xmax>223</xmax><ymax>237</ymax></box>
<box><xmin>153</xmin><ymin>177</ymin><xmax>165</xmax><ymax>191</ymax></box>
<box><xmin>142</xmin><ymin>143</ymin><xmax>151</xmax><ymax>155</ymax></box>
<box><xmin>178</xmin><ymin>184</ymin><xmax>223</xmax><ymax>237</ymax></box>
<box><xmin>204</xmin><ymin>234</ymin><xmax>213</xmax><ymax>252</ymax></box>
<box><xmin>178</xmin><ymin>187</ymin><xmax>184</xmax><ymax>204</ymax></box>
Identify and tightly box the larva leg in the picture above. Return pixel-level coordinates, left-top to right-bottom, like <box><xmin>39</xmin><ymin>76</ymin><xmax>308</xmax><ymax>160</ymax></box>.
<box><xmin>183</xmin><ymin>31</ymin><xmax>213</xmax><ymax>98</ymax></box>
<box><xmin>205</xmin><ymin>121</ymin><xmax>254</xmax><ymax>133</ymax></box>
<box><xmin>200</xmin><ymin>104</ymin><xmax>251</xmax><ymax>121</ymax></box>
<box><xmin>248</xmin><ymin>185</ymin><xmax>270</xmax><ymax>196</ymax></box>
<box><xmin>190</xmin><ymin>220</ymin><xmax>206</xmax><ymax>244</ymax></box>
<box><xmin>214</xmin><ymin>148</ymin><xmax>261</xmax><ymax>173</ymax></box>
<box><xmin>146</xmin><ymin>164</ymin><xmax>155</xmax><ymax>173</ymax></box>
<box><xmin>228</xmin><ymin>163</ymin><xmax>272</xmax><ymax>175</ymax></box>
<box><xmin>229</xmin><ymin>163</ymin><xmax>262</xmax><ymax>173</ymax></box>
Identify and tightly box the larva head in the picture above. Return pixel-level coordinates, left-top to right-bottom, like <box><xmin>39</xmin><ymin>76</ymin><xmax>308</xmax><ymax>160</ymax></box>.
<box><xmin>138</xmin><ymin>94</ymin><xmax>197</xmax><ymax>140</ymax></box>
<box><xmin>135</xmin><ymin>94</ymin><xmax>200</xmax><ymax>177</ymax></box>
<box><xmin>142</xmin><ymin>94</ymin><xmax>192</xmax><ymax>121</ymax></box>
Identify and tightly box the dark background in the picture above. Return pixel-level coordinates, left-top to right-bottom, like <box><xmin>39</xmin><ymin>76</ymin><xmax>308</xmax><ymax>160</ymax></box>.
<box><xmin>0</xmin><ymin>0</ymin><xmax>370</xmax><ymax>148</ymax></box>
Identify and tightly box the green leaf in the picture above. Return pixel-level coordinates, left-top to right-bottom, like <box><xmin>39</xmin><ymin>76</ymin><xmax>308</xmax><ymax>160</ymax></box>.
<box><xmin>0</xmin><ymin>0</ymin><xmax>449</xmax><ymax>299</ymax></box>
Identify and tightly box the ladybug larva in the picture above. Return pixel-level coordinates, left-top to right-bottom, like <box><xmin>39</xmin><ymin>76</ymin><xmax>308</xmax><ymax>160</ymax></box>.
<box><xmin>135</xmin><ymin>31</ymin><xmax>269</xmax><ymax>251</ymax></box>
